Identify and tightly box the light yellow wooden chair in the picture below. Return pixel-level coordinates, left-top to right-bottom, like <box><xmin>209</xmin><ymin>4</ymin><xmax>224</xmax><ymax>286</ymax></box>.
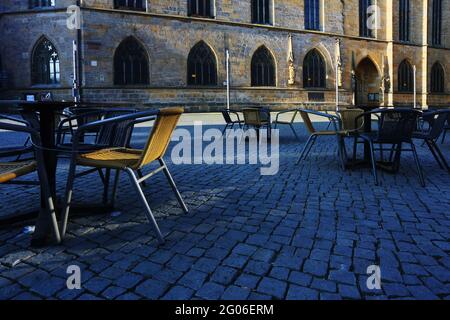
<box><xmin>60</xmin><ymin>108</ymin><xmax>187</xmax><ymax>243</ymax></box>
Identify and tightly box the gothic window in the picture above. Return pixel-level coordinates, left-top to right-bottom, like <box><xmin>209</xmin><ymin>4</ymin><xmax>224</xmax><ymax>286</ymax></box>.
<box><xmin>251</xmin><ymin>46</ymin><xmax>276</xmax><ymax>87</ymax></box>
<box><xmin>188</xmin><ymin>0</ymin><xmax>214</xmax><ymax>18</ymax></box>
<box><xmin>431</xmin><ymin>0</ymin><xmax>442</xmax><ymax>46</ymax></box>
<box><xmin>31</xmin><ymin>37</ymin><xmax>60</xmax><ymax>85</ymax></box>
<box><xmin>430</xmin><ymin>62</ymin><xmax>445</xmax><ymax>93</ymax></box>
<box><xmin>251</xmin><ymin>0</ymin><xmax>271</xmax><ymax>25</ymax></box>
<box><xmin>114</xmin><ymin>37</ymin><xmax>149</xmax><ymax>85</ymax></box>
<box><xmin>359</xmin><ymin>0</ymin><xmax>374</xmax><ymax>38</ymax></box>
<box><xmin>399</xmin><ymin>0</ymin><xmax>410</xmax><ymax>42</ymax></box>
<box><xmin>305</xmin><ymin>0</ymin><xmax>320</xmax><ymax>31</ymax></box>
<box><xmin>187</xmin><ymin>41</ymin><xmax>217</xmax><ymax>86</ymax></box>
<box><xmin>114</xmin><ymin>0</ymin><xmax>145</xmax><ymax>11</ymax></box>
<box><xmin>303</xmin><ymin>49</ymin><xmax>326</xmax><ymax>88</ymax></box>
<box><xmin>398</xmin><ymin>59</ymin><xmax>414</xmax><ymax>92</ymax></box>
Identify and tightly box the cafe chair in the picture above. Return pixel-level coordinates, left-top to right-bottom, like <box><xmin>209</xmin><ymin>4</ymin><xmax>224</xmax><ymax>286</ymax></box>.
<box><xmin>242</xmin><ymin>108</ymin><xmax>272</xmax><ymax>141</ymax></box>
<box><xmin>273</xmin><ymin>109</ymin><xmax>300</xmax><ymax>140</ymax></box>
<box><xmin>413</xmin><ymin>110</ymin><xmax>450</xmax><ymax>172</ymax></box>
<box><xmin>353</xmin><ymin>108</ymin><xmax>424</xmax><ymax>186</ymax></box>
<box><xmin>56</xmin><ymin>108</ymin><xmax>142</xmax><ymax>204</ymax></box>
<box><xmin>221</xmin><ymin>110</ymin><xmax>244</xmax><ymax>134</ymax></box>
<box><xmin>0</xmin><ymin>116</ymin><xmax>61</xmax><ymax>243</ymax></box>
<box><xmin>296</xmin><ymin>109</ymin><xmax>347</xmax><ymax>170</ymax></box>
<box><xmin>60</xmin><ymin>108</ymin><xmax>188</xmax><ymax>244</ymax></box>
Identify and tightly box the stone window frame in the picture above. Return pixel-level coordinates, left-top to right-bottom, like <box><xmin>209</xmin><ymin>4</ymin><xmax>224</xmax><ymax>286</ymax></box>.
<box><xmin>251</xmin><ymin>0</ymin><xmax>275</xmax><ymax>26</ymax></box>
<box><xmin>113</xmin><ymin>0</ymin><xmax>147</xmax><ymax>12</ymax></box>
<box><xmin>430</xmin><ymin>62</ymin><xmax>445</xmax><ymax>93</ymax></box>
<box><xmin>187</xmin><ymin>0</ymin><xmax>217</xmax><ymax>19</ymax></box>
<box><xmin>397</xmin><ymin>59</ymin><xmax>414</xmax><ymax>93</ymax></box>
<box><xmin>304</xmin><ymin>0</ymin><xmax>325</xmax><ymax>32</ymax></box>
<box><xmin>398</xmin><ymin>0</ymin><xmax>411</xmax><ymax>42</ymax></box>
<box><xmin>187</xmin><ymin>41</ymin><xmax>218</xmax><ymax>87</ymax></box>
<box><xmin>113</xmin><ymin>36</ymin><xmax>150</xmax><ymax>86</ymax></box>
<box><xmin>251</xmin><ymin>45</ymin><xmax>277</xmax><ymax>87</ymax></box>
<box><xmin>31</xmin><ymin>36</ymin><xmax>61</xmax><ymax>86</ymax></box>
<box><xmin>29</xmin><ymin>0</ymin><xmax>55</xmax><ymax>9</ymax></box>
<box><xmin>431</xmin><ymin>0</ymin><xmax>442</xmax><ymax>46</ymax></box>
<box><xmin>302</xmin><ymin>48</ymin><xmax>327</xmax><ymax>89</ymax></box>
<box><xmin>359</xmin><ymin>0</ymin><xmax>379</xmax><ymax>39</ymax></box>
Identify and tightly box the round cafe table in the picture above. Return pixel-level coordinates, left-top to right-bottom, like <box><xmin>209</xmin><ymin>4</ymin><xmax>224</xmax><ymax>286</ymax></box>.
<box><xmin>0</xmin><ymin>100</ymin><xmax>122</xmax><ymax>246</ymax></box>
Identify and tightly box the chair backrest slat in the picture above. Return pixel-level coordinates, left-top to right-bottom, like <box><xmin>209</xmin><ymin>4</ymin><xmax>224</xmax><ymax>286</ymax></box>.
<box><xmin>137</xmin><ymin>108</ymin><xmax>183</xmax><ymax>168</ymax></box>
<box><xmin>339</xmin><ymin>109</ymin><xmax>364</xmax><ymax>131</ymax></box>
<box><xmin>243</xmin><ymin>108</ymin><xmax>263</xmax><ymax>126</ymax></box>
<box><xmin>376</xmin><ymin>109</ymin><xmax>421</xmax><ymax>143</ymax></box>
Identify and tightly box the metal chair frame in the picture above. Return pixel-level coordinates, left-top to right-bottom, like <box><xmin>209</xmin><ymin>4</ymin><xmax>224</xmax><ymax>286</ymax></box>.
<box><xmin>0</xmin><ymin>117</ymin><xmax>61</xmax><ymax>243</ymax></box>
<box><xmin>353</xmin><ymin>108</ymin><xmax>424</xmax><ymax>186</ymax></box>
<box><xmin>273</xmin><ymin>109</ymin><xmax>300</xmax><ymax>140</ymax></box>
<box><xmin>60</xmin><ymin>109</ymin><xmax>188</xmax><ymax>244</ymax></box>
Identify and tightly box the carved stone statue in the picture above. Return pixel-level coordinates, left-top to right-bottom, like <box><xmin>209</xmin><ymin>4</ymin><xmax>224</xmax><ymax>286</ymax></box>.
<box><xmin>287</xmin><ymin>34</ymin><xmax>295</xmax><ymax>85</ymax></box>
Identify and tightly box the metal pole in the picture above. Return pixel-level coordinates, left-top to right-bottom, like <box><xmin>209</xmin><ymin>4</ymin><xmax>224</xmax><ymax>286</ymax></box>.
<box><xmin>413</xmin><ymin>65</ymin><xmax>417</xmax><ymax>109</ymax></box>
<box><xmin>226</xmin><ymin>50</ymin><xmax>230</xmax><ymax>111</ymax></box>
<box><xmin>72</xmin><ymin>40</ymin><xmax>79</xmax><ymax>103</ymax></box>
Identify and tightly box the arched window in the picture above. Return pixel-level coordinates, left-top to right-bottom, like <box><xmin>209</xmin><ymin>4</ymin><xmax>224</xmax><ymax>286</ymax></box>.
<box><xmin>305</xmin><ymin>0</ymin><xmax>321</xmax><ymax>31</ymax></box>
<box><xmin>359</xmin><ymin>0</ymin><xmax>374</xmax><ymax>38</ymax></box>
<box><xmin>188</xmin><ymin>0</ymin><xmax>214</xmax><ymax>18</ymax></box>
<box><xmin>430</xmin><ymin>62</ymin><xmax>444</xmax><ymax>93</ymax></box>
<box><xmin>251</xmin><ymin>46</ymin><xmax>275</xmax><ymax>87</ymax></box>
<box><xmin>251</xmin><ymin>0</ymin><xmax>271</xmax><ymax>25</ymax></box>
<box><xmin>187</xmin><ymin>41</ymin><xmax>217</xmax><ymax>86</ymax></box>
<box><xmin>399</xmin><ymin>0</ymin><xmax>410</xmax><ymax>41</ymax></box>
<box><xmin>31</xmin><ymin>37</ymin><xmax>60</xmax><ymax>85</ymax></box>
<box><xmin>114</xmin><ymin>0</ymin><xmax>145</xmax><ymax>11</ymax></box>
<box><xmin>303</xmin><ymin>49</ymin><xmax>326</xmax><ymax>88</ymax></box>
<box><xmin>114</xmin><ymin>37</ymin><xmax>149</xmax><ymax>85</ymax></box>
<box><xmin>30</xmin><ymin>0</ymin><xmax>55</xmax><ymax>8</ymax></box>
<box><xmin>431</xmin><ymin>0</ymin><xmax>442</xmax><ymax>45</ymax></box>
<box><xmin>398</xmin><ymin>59</ymin><xmax>413</xmax><ymax>92</ymax></box>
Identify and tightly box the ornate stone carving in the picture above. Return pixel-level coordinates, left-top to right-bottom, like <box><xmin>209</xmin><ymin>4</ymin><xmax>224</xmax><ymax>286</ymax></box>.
<box><xmin>287</xmin><ymin>34</ymin><xmax>295</xmax><ymax>85</ymax></box>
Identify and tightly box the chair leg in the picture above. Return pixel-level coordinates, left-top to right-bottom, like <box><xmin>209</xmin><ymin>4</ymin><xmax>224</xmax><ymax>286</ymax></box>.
<box><xmin>289</xmin><ymin>124</ymin><xmax>300</xmax><ymax>140</ymax></box>
<box><xmin>35</xmin><ymin>158</ymin><xmax>61</xmax><ymax>244</ymax></box>
<box><xmin>102</xmin><ymin>168</ymin><xmax>111</xmax><ymax>205</ymax></box>
<box><xmin>369</xmin><ymin>141</ymin><xmax>379</xmax><ymax>186</ymax></box>
<box><xmin>110</xmin><ymin>169</ymin><xmax>121</xmax><ymax>207</ymax></box>
<box><xmin>442</xmin><ymin>129</ymin><xmax>447</xmax><ymax>144</ymax></box>
<box><xmin>335</xmin><ymin>135</ymin><xmax>346</xmax><ymax>170</ymax></box>
<box><xmin>137</xmin><ymin>169</ymin><xmax>147</xmax><ymax>187</ymax></box>
<box><xmin>297</xmin><ymin>135</ymin><xmax>314</xmax><ymax>165</ymax></box>
<box><xmin>425</xmin><ymin>140</ymin><xmax>444</xmax><ymax>169</ymax></box>
<box><xmin>353</xmin><ymin>136</ymin><xmax>358</xmax><ymax>162</ymax></box>
<box><xmin>159</xmin><ymin>159</ymin><xmax>189</xmax><ymax>213</ymax></box>
<box><xmin>305</xmin><ymin>135</ymin><xmax>317</xmax><ymax>159</ymax></box>
<box><xmin>126</xmin><ymin>168</ymin><xmax>164</xmax><ymax>244</ymax></box>
<box><xmin>411</xmin><ymin>142</ymin><xmax>425</xmax><ymax>187</ymax></box>
<box><xmin>430</xmin><ymin>140</ymin><xmax>450</xmax><ymax>172</ymax></box>
<box><xmin>60</xmin><ymin>159</ymin><xmax>77</xmax><ymax>239</ymax></box>
<box><xmin>222</xmin><ymin>123</ymin><xmax>229</xmax><ymax>135</ymax></box>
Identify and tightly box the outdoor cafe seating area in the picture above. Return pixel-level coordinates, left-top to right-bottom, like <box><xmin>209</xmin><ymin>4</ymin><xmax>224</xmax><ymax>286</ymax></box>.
<box><xmin>0</xmin><ymin>101</ymin><xmax>450</xmax><ymax>247</ymax></box>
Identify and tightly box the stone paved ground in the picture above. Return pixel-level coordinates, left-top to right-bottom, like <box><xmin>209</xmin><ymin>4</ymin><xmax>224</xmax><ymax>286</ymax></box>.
<box><xmin>0</xmin><ymin>114</ymin><xmax>449</xmax><ymax>300</ymax></box>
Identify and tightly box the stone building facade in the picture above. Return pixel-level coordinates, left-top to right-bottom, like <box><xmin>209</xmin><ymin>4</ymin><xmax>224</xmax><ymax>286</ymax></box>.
<box><xmin>0</xmin><ymin>0</ymin><xmax>449</xmax><ymax>111</ymax></box>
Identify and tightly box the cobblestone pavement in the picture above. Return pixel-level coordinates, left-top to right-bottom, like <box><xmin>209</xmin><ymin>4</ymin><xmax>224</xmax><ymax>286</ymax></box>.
<box><xmin>0</xmin><ymin>117</ymin><xmax>449</xmax><ymax>300</ymax></box>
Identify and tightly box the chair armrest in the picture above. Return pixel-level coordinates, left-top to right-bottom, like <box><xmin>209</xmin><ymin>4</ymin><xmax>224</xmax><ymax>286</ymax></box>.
<box><xmin>0</xmin><ymin>114</ymin><xmax>31</xmax><ymax>126</ymax></box>
<box><xmin>227</xmin><ymin>110</ymin><xmax>242</xmax><ymax>123</ymax></box>
<box><xmin>274</xmin><ymin>108</ymin><xmax>298</xmax><ymax>123</ymax></box>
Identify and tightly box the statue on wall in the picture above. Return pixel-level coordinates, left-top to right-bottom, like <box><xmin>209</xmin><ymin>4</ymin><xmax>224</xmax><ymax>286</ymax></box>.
<box><xmin>287</xmin><ymin>34</ymin><xmax>295</xmax><ymax>85</ymax></box>
<box><xmin>335</xmin><ymin>38</ymin><xmax>343</xmax><ymax>87</ymax></box>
